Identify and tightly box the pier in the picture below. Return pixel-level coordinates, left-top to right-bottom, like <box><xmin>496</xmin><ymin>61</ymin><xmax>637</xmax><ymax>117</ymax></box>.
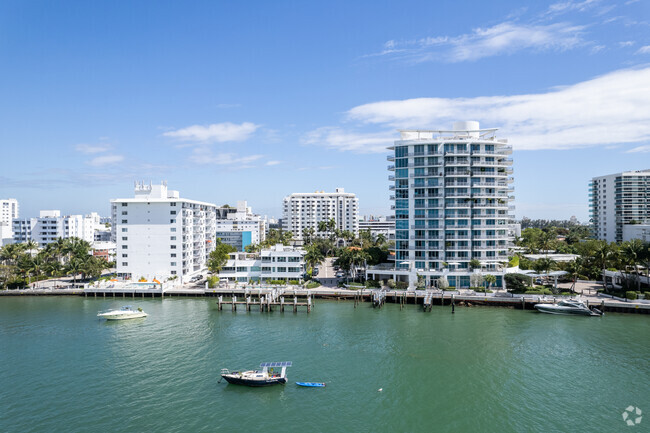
<box><xmin>2</xmin><ymin>286</ymin><xmax>650</xmax><ymax>314</ymax></box>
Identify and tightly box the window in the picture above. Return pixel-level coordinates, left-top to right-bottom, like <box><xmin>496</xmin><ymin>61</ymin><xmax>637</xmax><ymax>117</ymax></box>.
<box><xmin>170</xmin><ymin>211</ymin><xmax>177</xmax><ymax>215</ymax></box>
<box><xmin>121</xmin><ymin>245</ymin><xmax>128</xmax><ymax>249</ymax></box>
<box><xmin>171</xmin><ymin>228</ymin><xmax>176</xmax><ymax>232</ymax></box>
<box><xmin>121</xmin><ymin>203</ymin><xmax>127</xmax><ymax>207</ymax></box>
<box><xmin>171</xmin><ymin>271</ymin><xmax>177</xmax><ymax>275</ymax></box>
<box><xmin>122</xmin><ymin>262</ymin><xmax>128</xmax><ymax>266</ymax></box>
<box><xmin>171</xmin><ymin>262</ymin><xmax>177</xmax><ymax>266</ymax></box>
<box><xmin>122</xmin><ymin>220</ymin><xmax>127</xmax><ymax>223</ymax></box>
<box><xmin>122</xmin><ymin>237</ymin><xmax>128</xmax><ymax>241</ymax></box>
<box><xmin>171</xmin><ymin>245</ymin><xmax>177</xmax><ymax>249</ymax></box>
<box><xmin>170</xmin><ymin>219</ymin><xmax>175</xmax><ymax>223</ymax></box>
<box><xmin>171</xmin><ymin>253</ymin><xmax>176</xmax><ymax>257</ymax></box>
<box><xmin>170</xmin><ymin>202</ymin><xmax>176</xmax><ymax>206</ymax></box>
<box><xmin>121</xmin><ymin>211</ymin><xmax>127</xmax><ymax>215</ymax></box>
<box><xmin>171</xmin><ymin>236</ymin><xmax>176</xmax><ymax>240</ymax></box>
<box><xmin>122</xmin><ymin>254</ymin><xmax>128</xmax><ymax>258</ymax></box>
<box><xmin>121</xmin><ymin>228</ymin><xmax>127</xmax><ymax>232</ymax></box>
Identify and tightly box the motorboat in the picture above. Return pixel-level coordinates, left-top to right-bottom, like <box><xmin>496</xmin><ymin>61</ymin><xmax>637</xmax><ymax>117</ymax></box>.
<box><xmin>534</xmin><ymin>299</ymin><xmax>603</xmax><ymax>316</ymax></box>
<box><xmin>220</xmin><ymin>362</ymin><xmax>292</xmax><ymax>387</ymax></box>
<box><xmin>97</xmin><ymin>306</ymin><xmax>148</xmax><ymax>320</ymax></box>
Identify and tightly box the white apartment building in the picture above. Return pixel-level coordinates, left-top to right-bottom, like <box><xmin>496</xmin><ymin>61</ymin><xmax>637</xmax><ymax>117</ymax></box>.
<box><xmin>215</xmin><ymin>200</ymin><xmax>266</xmax><ymax>251</ymax></box>
<box><xmin>220</xmin><ymin>244</ymin><xmax>306</xmax><ymax>283</ymax></box>
<box><xmin>111</xmin><ymin>181</ymin><xmax>218</xmax><ymax>282</ymax></box>
<box><xmin>1</xmin><ymin>199</ymin><xmax>19</xmax><ymax>226</ymax></box>
<box><xmin>283</xmin><ymin>188</ymin><xmax>359</xmax><ymax>240</ymax></box>
<box><xmin>12</xmin><ymin>210</ymin><xmax>100</xmax><ymax>246</ymax></box>
<box><xmin>367</xmin><ymin>121</ymin><xmax>514</xmax><ymax>289</ymax></box>
<box><xmin>623</xmin><ymin>224</ymin><xmax>650</xmax><ymax>242</ymax></box>
<box><xmin>359</xmin><ymin>216</ymin><xmax>395</xmax><ymax>241</ymax></box>
<box><xmin>590</xmin><ymin>170</ymin><xmax>650</xmax><ymax>243</ymax></box>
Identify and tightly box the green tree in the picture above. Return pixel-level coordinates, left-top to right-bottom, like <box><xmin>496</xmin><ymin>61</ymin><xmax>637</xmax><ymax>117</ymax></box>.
<box><xmin>469</xmin><ymin>259</ymin><xmax>482</xmax><ymax>270</ymax></box>
<box><xmin>620</xmin><ymin>239</ymin><xmax>644</xmax><ymax>291</ymax></box>
<box><xmin>304</xmin><ymin>246</ymin><xmax>324</xmax><ymax>275</ymax></box>
<box><xmin>207</xmin><ymin>240</ymin><xmax>236</xmax><ymax>274</ymax></box>
<box><xmin>484</xmin><ymin>274</ymin><xmax>497</xmax><ymax>290</ymax></box>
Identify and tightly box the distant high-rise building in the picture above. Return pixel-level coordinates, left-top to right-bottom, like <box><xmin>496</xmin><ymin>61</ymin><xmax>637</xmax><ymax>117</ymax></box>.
<box><xmin>283</xmin><ymin>188</ymin><xmax>359</xmax><ymax>240</ymax></box>
<box><xmin>110</xmin><ymin>181</ymin><xmax>217</xmax><ymax>282</ymax></box>
<box><xmin>590</xmin><ymin>170</ymin><xmax>650</xmax><ymax>242</ymax></box>
<box><xmin>367</xmin><ymin>121</ymin><xmax>514</xmax><ymax>289</ymax></box>
<box><xmin>0</xmin><ymin>199</ymin><xmax>19</xmax><ymax>226</ymax></box>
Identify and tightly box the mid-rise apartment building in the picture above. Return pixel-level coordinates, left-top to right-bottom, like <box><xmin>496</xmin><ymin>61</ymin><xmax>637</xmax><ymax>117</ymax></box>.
<box><xmin>367</xmin><ymin>121</ymin><xmax>514</xmax><ymax>289</ymax></box>
<box><xmin>590</xmin><ymin>170</ymin><xmax>650</xmax><ymax>242</ymax></box>
<box><xmin>283</xmin><ymin>188</ymin><xmax>359</xmax><ymax>240</ymax></box>
<box><xmin>110</xmin><ymin>182</ymin><xmax>217</xmax><ymax>282</ymax></box>
<box><xmin>12</xmin><ymin>210</ymin><xmax>100</xmax><ymax>246</ymax></box>
<box><xmin>220</xmin><ymin>244</ymin><xmax>306</xmax><ymax>283</ymax></box>
<box><xmin>359</xmin><ymin>216</ymin><xmax>395</xmax><ymax>241</ymax></box>
<box><xmin>214</xmin><ymin>200</ymin><xmax>266</xmax><ymax>251</ymax></box>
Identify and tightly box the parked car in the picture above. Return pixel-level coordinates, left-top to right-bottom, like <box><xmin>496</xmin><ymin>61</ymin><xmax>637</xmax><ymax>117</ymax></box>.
<box><xmin>313</xmin><ymin>267</ymin><xmax>319</xmax><ymax>276</ymax></box>
<box><xmin>190</xmin><ymin>274</ymin><xmax>203</xmax><ymax>282</ymax></box>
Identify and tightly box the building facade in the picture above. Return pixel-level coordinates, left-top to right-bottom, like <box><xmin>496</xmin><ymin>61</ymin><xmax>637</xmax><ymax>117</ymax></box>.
<box><xmin>283</xmin><ymin>188</ymin><xmax>359</xmax><ymax>240</ymax></box>
<box><xmin>12</xmin><ymin>210</ymin><xmax>100</xmax><ymax>246</ymax></box>
<box><xmin>1</xmin><ymin>199</ymin><xmax>19</xmax><ymax>226</ymax></box>
<box><xmin>359</xmin><ymin>216</ymin><xmax>395</xmax><ymax>241</ymax></box>
<box><xmin>589</xmin><ymin>170</ymin><xmax>650</xmax><ymax>243</ymax></box>
<box><xmin>220</xmin><ymin>244</ymin><xmax>306</xmax><ymax>283</ymax></box>
<box><xmin>214</xmin><ymin>200</ymin><xmax>266</xmax><ymax>251</ymax></box>
<box><xmin>110</xmin><ymin>182</ymin><xmax>217</xmax><ymax>282</ymax></box>
<box><xmin>367</xmin><ymin>121</ymin><xmax>514</xmax><ymax>289</ymax></box>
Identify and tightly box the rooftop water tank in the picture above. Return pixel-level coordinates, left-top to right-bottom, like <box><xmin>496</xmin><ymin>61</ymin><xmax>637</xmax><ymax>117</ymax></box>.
<box><xmin>453</xmin><ymin>121</ymin><xmax>480</xmax><ymax>138</ymax></box>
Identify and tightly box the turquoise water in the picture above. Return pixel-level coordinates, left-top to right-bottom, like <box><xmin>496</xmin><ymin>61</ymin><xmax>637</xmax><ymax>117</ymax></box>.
<box><xmin>0</xmin><ymin>297</ymin><xmax>648</xmax><ymax>432</ymax></box>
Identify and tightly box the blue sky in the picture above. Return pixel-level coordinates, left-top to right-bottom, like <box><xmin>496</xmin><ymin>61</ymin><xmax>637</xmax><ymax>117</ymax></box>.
<box><xmin>1</xmin><ymin>0</ymin><xmax>649</xmax><ymax>222</ymax></box>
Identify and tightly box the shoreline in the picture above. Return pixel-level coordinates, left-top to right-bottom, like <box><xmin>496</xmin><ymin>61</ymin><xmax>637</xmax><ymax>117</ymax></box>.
<box><xmin>2</xmin><ymin>287</ymin><xmax>649</xmax><ymax>315</ymax></box>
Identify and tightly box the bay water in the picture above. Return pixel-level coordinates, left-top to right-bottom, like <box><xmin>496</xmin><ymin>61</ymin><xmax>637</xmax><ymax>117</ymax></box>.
<box><xmin>1</xmin><ymin>297</ymin><xmax>648</xmax><ymax>432</ymax></box>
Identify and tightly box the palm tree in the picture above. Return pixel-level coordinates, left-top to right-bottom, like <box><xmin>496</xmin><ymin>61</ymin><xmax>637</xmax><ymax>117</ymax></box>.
<box><xmin>66</xmin><ymin>256</ymin><xmax>84</xmax><ymax>286</ymax></box>
<box><xmin>302</xmin><ymin>227</ymin><xmax>315</xmax><ymax>245</ymax></box>
<box><xmin>620</xmin><ymin>239</ymin><xmax>644</xmax><ymax>291</ymax></box>
<box><xmin>374</xmin><ymin>233</ymin><xmax>387</xmax><ymax>247</ymax></box>
<box><xmin>317</xmin><ymin>221</ymin><xmax>328</xmax><ymax>236</ymax></box>
<box><xmin>484</xmin><ymin>274</ymin><xmax>497</xmax><ymax>291</ymax></box>
<box><xmin>593</xmin><ymin>240</ymin><xmax>617</xmax><ymax>290</ymax></box>
<box><xmin>304</xmin><ymin>246</ymin><xmax>324</xmax><ymax>275</ymax></box>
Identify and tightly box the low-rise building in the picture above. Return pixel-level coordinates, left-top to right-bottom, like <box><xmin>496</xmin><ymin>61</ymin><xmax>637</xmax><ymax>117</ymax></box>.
<box><xmin>359</xmin><ymin>216</ymin><xmax>395</xmax><ymax>240</ymax></box>
<box><xmin>623</xmin><ymin>224</ymin><xmax>650</xmax><ymax>242</ymax></box>
<box><xmin>220</xmin><ymin>244</ymin><xmax>305</xmax><ymax>283</ymax></box>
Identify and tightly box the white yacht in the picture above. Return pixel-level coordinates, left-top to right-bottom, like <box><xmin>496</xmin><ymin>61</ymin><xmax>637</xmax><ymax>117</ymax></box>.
<box><xmin>534</xmin><ymin>299</ymin><xmax>603</xmax><ymax>316</ymax></box>
<box><xmin>97</xmin><ymin>306</ymin><xmax>148</xmax><ymax>320</ymax></box>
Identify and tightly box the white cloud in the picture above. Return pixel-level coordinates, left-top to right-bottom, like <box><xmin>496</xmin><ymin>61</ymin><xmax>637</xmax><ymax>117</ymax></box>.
<box><xmin>636</xmin><ymin>45</ymin><xmax>650</xmax><ymax>54</ymax></box>
<box><xmin>87</xmin><ymin>155</ymin><xmax>124</xmax><ymax>166</ymax></box>
<box><xmin>163</xmin><ymin>122</ymin><xmax>259</xmax><ymax>143</ymax></box>
<box><xmin>546</xmin><ymin>0</ymin><xmax>600</xmax><ymax>15</ymax></box>
<box><xmin>619</xmin><ymin>40</ymin><xmax>635</xmax><ymax>47</ymax></box>
<box><xmin>590</xmin><ymin>44</ymin><xmax>606</xmax><ymax>53</ymax></box>
<box><xmin>369</xmin><ymin>22</ymin><xmax>585</xmax><ymax>63</ymax></box>
<box><xmin>188</xmin><ymin>147</ymin><xmax>263</xmax><ymax>166</ymax></box>
<box><xmin>626</xmin><ymin>145</ymin><xmax>650</xmax><ymax>153</ymax></box>
<box><xmin>302</xmin><ymin>127</ymin><xmax>395</xmax><ymax>154</ymax></box>
<box><xmin>265</xmin><ymin>160</ymin><xmax>282</xmax><ymax>166</ymax></box>
<box><xmin>341</xmin><ymin>66</ymin><xmax>650</xmax><ymax>151</ymax></box>
<box><xmin>75</xmin><ymin>143</ymin><xmax>111</xmax><ymax>154</ymax></box>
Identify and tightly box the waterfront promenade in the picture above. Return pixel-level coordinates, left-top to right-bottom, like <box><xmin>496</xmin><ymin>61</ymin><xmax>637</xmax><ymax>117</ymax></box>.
<box><xmin>3</xmin><ymin>282</ymin><xmax>649</xmax><ymax>314</ymax></box>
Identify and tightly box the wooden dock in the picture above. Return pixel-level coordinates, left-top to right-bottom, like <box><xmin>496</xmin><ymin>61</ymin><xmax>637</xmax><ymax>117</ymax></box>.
<box><xmin>216</xmin><ymin>288</ymin><xmax>312</xmax><ymax>313</ymax></box>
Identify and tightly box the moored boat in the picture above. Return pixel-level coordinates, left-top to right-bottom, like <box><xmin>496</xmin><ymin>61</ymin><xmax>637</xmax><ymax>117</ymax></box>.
<box><xmin>296</xmin><ymin>382</ymin><xmax>325</xmax><ymax>387</ymax></box>
<box><xmin>97</xmin><ymin>306</ymin><xmax>148</xmax><ymax>320</ymax></box>
<box><xmin>534</xmin><ymin>299</ymin><xmax>603</xmax><ymax>316</ymax></box>
<box><xmin>220</xmin><ymin>362</ymin><xmax>292</xmax><ymax>387</ymax></box>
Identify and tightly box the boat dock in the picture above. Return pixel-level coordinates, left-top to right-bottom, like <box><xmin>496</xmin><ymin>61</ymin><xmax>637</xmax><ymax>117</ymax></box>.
<box><xmin>2</xmin><ymin>286</ymin><xmax>649</xmax><ymax>314</ymax></box>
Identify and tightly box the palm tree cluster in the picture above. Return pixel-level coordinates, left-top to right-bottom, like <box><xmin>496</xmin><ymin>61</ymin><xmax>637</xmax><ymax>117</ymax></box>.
<box><xmin>0</xmin><ymin>237</ymin><xmax>112</xmax><ymax>289</ymax></box>
<box><xmin>515</xmin><ymin>226</ymin><xmax>650</xmax><ymax>291</ymax></box>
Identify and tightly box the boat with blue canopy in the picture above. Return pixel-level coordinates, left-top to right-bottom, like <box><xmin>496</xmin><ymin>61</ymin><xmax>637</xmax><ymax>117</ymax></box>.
<box><xmin>296</xmin><ymin>382</ymin><xmax>325</xmax><ymax>387</ymax></box>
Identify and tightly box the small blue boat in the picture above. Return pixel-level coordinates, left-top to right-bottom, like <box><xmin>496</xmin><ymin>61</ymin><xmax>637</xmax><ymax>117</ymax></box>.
<box><xmin>296</xmin><ymin>382</ymin><xmax>325</xmax><ymax>387</ymax></box>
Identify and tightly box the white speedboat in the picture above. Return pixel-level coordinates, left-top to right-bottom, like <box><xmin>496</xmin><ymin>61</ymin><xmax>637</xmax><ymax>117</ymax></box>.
<box><xmin>534</xmin><ymin>300</ymin><xmax>602</xmax><ymax>316</ymax></box>
<box><xmin>220</xmin><ymin>362</ymin><xmax>292</xmax><ymax>387</ymax></box>
<box><xmin>97</xmin><ymin>306</ymin><xmax>148</xmax><ymax>320</ymax></box>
